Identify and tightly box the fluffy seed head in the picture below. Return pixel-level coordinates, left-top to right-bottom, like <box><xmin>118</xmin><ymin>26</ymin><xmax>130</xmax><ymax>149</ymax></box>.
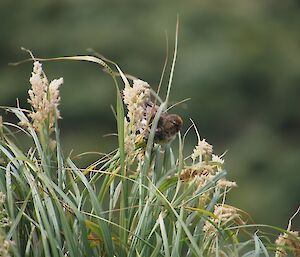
<box><xmin>27</xmin><ymin>61</ymin><xmax>63</xmax><ymax>131</ymax></box>
<box><xmin>123</xmin><ymin>79</ymin><xmax>152</xmax><ymax>152</ymax></box>
<box><xmin>191</xmin><ymin>139</ymin><xmax>213</xmax><ymax>161</ymax></box>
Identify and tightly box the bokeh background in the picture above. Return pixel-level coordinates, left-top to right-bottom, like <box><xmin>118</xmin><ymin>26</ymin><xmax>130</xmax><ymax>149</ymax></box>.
<box><xmin>1</xmin><ymin>0</ymin><xmax>299</xmax><ymax>230</ymax></box>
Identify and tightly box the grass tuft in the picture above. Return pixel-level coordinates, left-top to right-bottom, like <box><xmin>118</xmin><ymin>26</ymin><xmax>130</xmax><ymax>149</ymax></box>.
<box><xmin>0</xmin><ymin>31</ymin><xmax>300</xmax><ymax>257</ymax></box>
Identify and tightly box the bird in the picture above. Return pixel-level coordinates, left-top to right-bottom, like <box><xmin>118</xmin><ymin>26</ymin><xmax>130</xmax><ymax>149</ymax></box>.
<box><xmin>135</xmin><ymin>112</ymin><xmax>183</xmax><ymax>148</ymax></box>
<box><xmin>133</xmin><ymin>98</ymin><xmax>183</xmax><ymax>147</ymax></box>
<box><xmin>153</xmin><ymin>113</ymin><xmax>183</xmax><ymax>144</ymax></box>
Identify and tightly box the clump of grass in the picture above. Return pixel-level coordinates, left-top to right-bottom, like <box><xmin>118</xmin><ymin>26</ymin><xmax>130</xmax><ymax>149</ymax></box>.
<box><xmin>1</xmin><ymin>33</ymin><xmax>300</xmax><ymax>257</ymax></box>
<box><xmin>0</xmin><ymin>191</ymin><xmax>13</xmax><ymax>257</ymax></box>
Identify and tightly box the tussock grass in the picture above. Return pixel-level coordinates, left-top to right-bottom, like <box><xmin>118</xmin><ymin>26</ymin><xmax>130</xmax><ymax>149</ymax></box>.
<box><xmin>0</xmin><ymin>29</ymin><xmax>299</xmax><ymax>257</ymax></box>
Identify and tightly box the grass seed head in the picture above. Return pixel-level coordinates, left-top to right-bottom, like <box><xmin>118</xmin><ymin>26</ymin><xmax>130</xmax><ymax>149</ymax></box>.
<box><xmin>28</xmin><ymin>61</ymin><xmax>63</xmax><ymax>132</ymax></box>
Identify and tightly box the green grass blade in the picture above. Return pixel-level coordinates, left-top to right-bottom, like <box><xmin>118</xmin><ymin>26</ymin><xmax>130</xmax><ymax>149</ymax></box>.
<box><xmin>7</xmin><ymin>190</ymin><xmax>31</xmax><ymax>239</ymax></box>
<box><xmin>149</xmin><ymin>233</ymin><xmax>163</xmax><ymax>257</ymax></box>
<box><xmin>67</xmin><ymin>158</ymin><xmax>115</xmax><ymax>256</ymax></box>
<box><xmin>23</xmin><ymin>169</ymin><xmax>54</xmax><ymax>257</ymax></box>
<box><xmin>5</xmin><ymin>163</ymin><xmax>14</xmax><ymax>219</ymax></box>
<box><xmin>158</xmin><ymin>212</ymin><xmax>170</xmax><ymax>257</ymax></box>
<box><xmin>254</xmin><ymin>233</ymin><xmax>269</xmax><ymax>257</ymax></box>
<box><xmin>171</xmin><ymin>207</ymin><xmax>184</xmax><ymax>257</ymax></box>
<box><xmin>37</xmin><ymin>170</ymin><xmax>93</xmax><ymax>256</ymax></box>
<box><xmin>115</xmin><ymin>73</ymin><xmax>128</xmax><ymax>256</ymax></box>
<box><xmin>149</xmin><ymin>179</ymin><xmax>203</xmax><ymax>257</ymax></box>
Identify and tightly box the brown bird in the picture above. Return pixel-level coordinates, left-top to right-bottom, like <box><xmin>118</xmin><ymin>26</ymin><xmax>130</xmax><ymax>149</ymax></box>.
<box><xmin>154</xmin><ymin>113</ymin><xmax>183</xmax><ymax>144</ymax></box>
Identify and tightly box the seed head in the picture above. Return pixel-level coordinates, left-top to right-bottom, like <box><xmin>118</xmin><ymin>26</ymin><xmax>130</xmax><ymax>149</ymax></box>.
<box><xmin>27</xmin><ymin>61</ymin><xmax>63</xmax><ymax>131</ymax></box>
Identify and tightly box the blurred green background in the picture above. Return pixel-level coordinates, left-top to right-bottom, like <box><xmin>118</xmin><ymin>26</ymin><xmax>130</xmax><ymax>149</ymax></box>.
<box><xmin>1</xmin><ymin>0</ymin><xmax>299</xmax><ymax>230</ymax></box>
